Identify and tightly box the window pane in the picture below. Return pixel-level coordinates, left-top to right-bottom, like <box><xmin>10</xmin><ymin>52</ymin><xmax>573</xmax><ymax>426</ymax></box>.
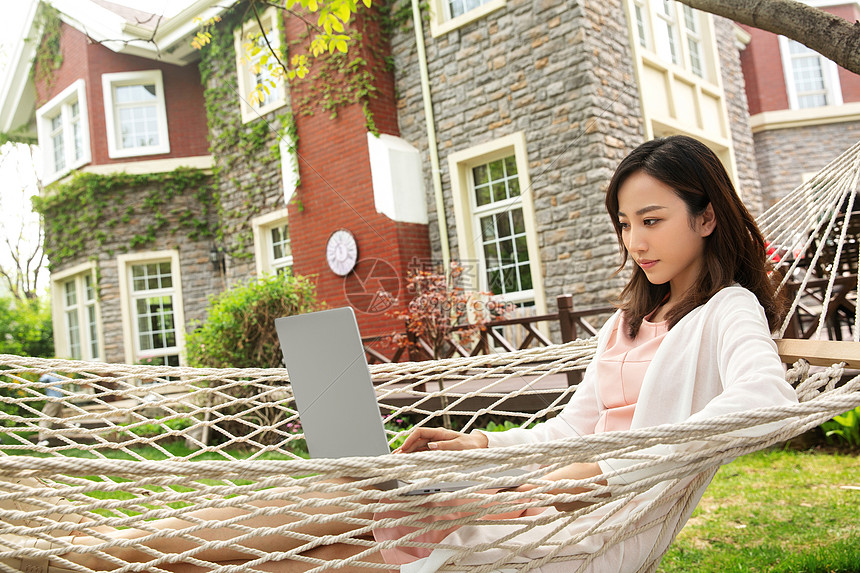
<box><xmin>64</xmin><ymin>281</ymin><xmax>77</xmax><ymax>307</ymax></box>
<box><xmin>87</xmin><ymin>304</ymin><xmax>99</xmax><ymax>359</ymax></box>
<box><xmin>496</xmin><ymin>212</ymin><xmax>512</xmax><ymax>238</ymax></box>
<box><xmin>483</xmin><ymin>242</ymin><xmax>499</xmax><ymax>266</ymax></box>
<box><xmin>481</xmin><ymin>216</ymin><xmax>496</xmax><ymax>242</ymax></box>
<box><xmin>688</xmin><ymin>38</ymin><xmax>703</xmax><ymax>78</ymax></box>
<box><xmin>84</xmin><ymin>275</ymin><xmax>95</xmax><ymax>301</ymax></box>
<box><xmin>52</xmin><ymin>129</ymin><xmax>65</xmax><ymax>172</ymax></box>
<box><xmin>520</xmin><ymin>264</ymin><xmax>533</xmax><ymax>290</ymax></box>
<box><xmin>66</xmin><ymin>309</ymin><xmax>81</xmax><ymax>360</ymax></box>
<box><xmin>115</xmin><ymin>84</ymin><xmax>157</xmax><ymax>104</ymax></box>
<box><xmin>503</xmin><ymin>156</ymin><xmax>518</xmax><ymax>177</ymax></box>
<box><xmin>511</xmin><ymin>209</ymin><xmax>525</xmax><ymax>234</ymax></box>
<box><xmin>271</xmin><ymin>223</ymin><xmax>291</xmax><ymax>264</ymax></box>
<box><xmin>635</xmin><ymin>4</ymin><xmax>647</xmax><ymax>48</ymax></box>
<box><xmin>473</xmin><ymin>165</ymin><xmax>489</xmax><ymax>186</ymax></box>
<box><xmin>474</xmin><ymin>184</ymin><xmax>492</xmax><ymax>207</ymax></box>
<box><xmin>488</xmin><ymin>159</ymin><xmax>504</xmax><ymax>181</ymax></box>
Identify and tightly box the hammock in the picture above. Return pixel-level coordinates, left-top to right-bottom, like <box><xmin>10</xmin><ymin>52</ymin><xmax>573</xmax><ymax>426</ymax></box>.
<box><xmin>2</xmin><ymin>140</ymin><xmax>860</xmax><ymax>573</ymax></box>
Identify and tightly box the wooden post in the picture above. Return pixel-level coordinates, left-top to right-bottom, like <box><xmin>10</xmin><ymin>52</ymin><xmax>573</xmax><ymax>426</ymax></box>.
<box><xmin>557</xmin><ymin>294</ymin><xmax>582</xmax><ymax>386</ymax></box>
<box><xmin>558</xmin><ymin>294</ymin><xmax>576</xmax><ymax>342</ymax></box>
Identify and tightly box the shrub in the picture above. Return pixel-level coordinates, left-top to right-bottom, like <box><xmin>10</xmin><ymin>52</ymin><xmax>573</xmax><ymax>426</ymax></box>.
<box><xmin>0</xmin><ymin>294</ymin><xmax>53</xmax><ymax>358</ymax></box>
<box><xmin>186</xmin><ymin>272</ymin><xmax>322</xmax><ymax>368</ymax></box>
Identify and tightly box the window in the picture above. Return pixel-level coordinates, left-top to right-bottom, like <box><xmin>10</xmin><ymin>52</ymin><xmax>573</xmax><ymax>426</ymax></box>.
<box><xmin>682</xmin><ymin>5</ymin><xmax>703</xmax><ymax>78</ymax></box>
<box><xmin>253</xmin><ymin>209</ymin><xmax>293</xmax><ymax>276</ymax></box>
<box><xmin>448</xmin><ymin>133</ymin><xmax>546</xmax><ymax>312</ymax></box>
<box><xmin>234</xmin><ymin>7</ymin><xmax>288</xmax><ymax>123</ymax></box>
<box><xmin>51</xmin><ymin>264</ymin><xmax>101</xmax><ymax>361</ymax></box>
<box><xmin>118</xmin><ymin>251</ymin><xmax>186</xmax><ymax>366</ymax></box>
<box><xmin>36</xmin><ymin>79</ymin><xmax>91</xmax><ymax>183</ymax></box>
<box><xmin>102</xmin><ymin>70</ymin><xmax>170</xmax><ymax>158</ymax></box>
<box><xmin>472</xmin><ymin>157</ymin><xmax>533</xmax><ymax>299</ymax></box>
<box><xmin>429</xmin><ymin>0</ymin><xmax>506</xmax><ymax>37</ymax></box>
<box><xmin>631</xmin><ymin>0</ymin><xmax>709</xmax><ymax>80</ymax></box>
<box><xmin>780</xmin><ymin>37</ymin><xmax>843</xmax><ymax>110</ymax></box>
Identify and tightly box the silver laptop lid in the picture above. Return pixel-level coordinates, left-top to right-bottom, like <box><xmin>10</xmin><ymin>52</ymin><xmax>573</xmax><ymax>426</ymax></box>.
<box><xmin>275</xmin><ymin>307</ymin><xmax>391</xmax><ymax>459</ymax></box>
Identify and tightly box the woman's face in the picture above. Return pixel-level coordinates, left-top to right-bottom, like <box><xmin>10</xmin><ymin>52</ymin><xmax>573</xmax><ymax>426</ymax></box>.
<box><xmin>616</xmin><ymin>171</ymin><xmax>715</xmax><ymax>299</ymax></box>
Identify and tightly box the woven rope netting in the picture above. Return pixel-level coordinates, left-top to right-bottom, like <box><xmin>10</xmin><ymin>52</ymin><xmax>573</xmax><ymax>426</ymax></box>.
<box><xmin>1</xmin><ymin>140</ymin><xmax>860</xmax><ymax>573</ymax></box>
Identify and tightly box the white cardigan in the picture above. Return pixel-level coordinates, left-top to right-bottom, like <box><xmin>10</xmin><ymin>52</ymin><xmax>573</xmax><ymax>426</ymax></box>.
<box><xmin>404</xmin><ymin>286</ymin><xmax>798</xmax><ymax>573</ymax></box>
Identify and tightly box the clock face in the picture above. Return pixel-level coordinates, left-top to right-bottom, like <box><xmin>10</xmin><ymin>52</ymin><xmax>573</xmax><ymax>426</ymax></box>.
<box><xmin>326</xmin><ymin>229</ymin><xmax>358</xmax><ymax>276</ymax></box>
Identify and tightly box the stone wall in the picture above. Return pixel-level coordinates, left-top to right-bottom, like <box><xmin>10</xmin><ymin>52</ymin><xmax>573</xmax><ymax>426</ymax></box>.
<box><xmin>389</xmin><ymin>0</ymin><xmax>644</xmax><ymax>315</ymax></box>
<box><xmin>754</xmin><ymin>120</ymin><xmax>860</xmax><ymax>210</ymax></box>
<box><xmin>42</xmin><ymin>171</ymin><xmax>219</xmax><ymax>363</ymax></box>
<box><xmin>714</xmin><ymin>18</ymin><xmax>763</xmax><ymax>215</ymax></box>
<box><xmin>197</xmin><ymin>6</ymin><xmax>291</xmax><ymax>287</ymax></box>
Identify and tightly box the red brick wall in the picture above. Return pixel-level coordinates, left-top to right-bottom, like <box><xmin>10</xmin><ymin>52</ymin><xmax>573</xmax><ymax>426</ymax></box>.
<box><xmin>34</xmin><ymin>24</ymin><xmax>209</xmax><ymax>167</ymax></box>
<box><xmin>826</xmin><ymin>3</ymin><xmax>860</xmax><ymax>103</ymax></box>
<box><xmin>741</xmin><ymin>4</ymin><xmax>860</xmax><ymax>114</ymax></box>
<box><xmin>739</xmin><ymin>25</ymin><xmax>789</xmax><ymax>115</ymax></box>
<box><xmin>284</xmin><ymin>9</ymin><xmax>431</xmax><ymax>338</ymax></box>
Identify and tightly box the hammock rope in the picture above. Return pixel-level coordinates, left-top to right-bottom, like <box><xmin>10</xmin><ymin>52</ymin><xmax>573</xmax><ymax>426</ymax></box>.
<box><xmin>2</xmin><ymin>139</ymin><xmax>860</xmax><ymax>572</ymax></box>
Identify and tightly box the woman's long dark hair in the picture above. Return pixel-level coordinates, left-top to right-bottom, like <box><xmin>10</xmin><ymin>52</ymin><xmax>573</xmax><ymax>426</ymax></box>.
<box><xmin>604</xmin><ymin>136</ymin><xmax>785</xmax><ymax>337</ymax></box>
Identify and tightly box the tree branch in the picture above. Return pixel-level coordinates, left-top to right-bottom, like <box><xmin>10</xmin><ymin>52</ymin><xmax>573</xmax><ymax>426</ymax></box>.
<box><xmin>677</xmin><ymin>0</ymin><xmax>860</xmax><ymax>75</ymax></box>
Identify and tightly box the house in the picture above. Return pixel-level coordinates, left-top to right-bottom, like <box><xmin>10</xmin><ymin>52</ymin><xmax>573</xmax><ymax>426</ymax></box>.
<box><xmin>738</xmin><ymin>0</ymin><xmax>860</xmax><ymax>208</ymax></box>
<box><xmin>0</xmin><ymin>0</ymin><xmax>764</xmax><ymax>367</ymax></box>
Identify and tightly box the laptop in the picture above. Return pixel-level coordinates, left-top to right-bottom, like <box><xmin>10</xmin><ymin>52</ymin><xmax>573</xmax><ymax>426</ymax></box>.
<box><xmin>274</xmin><ymin>307</ymin><xmax>526</xmax><ymax>494</ymax></box>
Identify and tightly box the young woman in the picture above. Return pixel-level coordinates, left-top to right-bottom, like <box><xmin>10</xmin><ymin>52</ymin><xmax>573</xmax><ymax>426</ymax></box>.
<box><xmin>3</xmin><ymin>136</ymin><xmax>798</xmax><ymax>573</ymax></box>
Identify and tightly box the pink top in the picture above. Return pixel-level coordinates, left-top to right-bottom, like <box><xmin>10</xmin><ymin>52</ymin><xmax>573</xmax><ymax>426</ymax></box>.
<box><xmin>594</xmin><ymin>314</ymin><xmax>668</xmax><ymax>433</ymax></box>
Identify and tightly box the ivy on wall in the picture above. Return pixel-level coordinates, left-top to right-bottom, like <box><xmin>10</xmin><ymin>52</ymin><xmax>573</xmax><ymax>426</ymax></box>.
<box><xmin>32</xmin><ymin>169</ymin><xmax>216</xmax><ymax>268</ymax></box>
<box><xmin>32</xmin><ymin>4</ymin><xmax>64</xmax><ymax>90</ymax></box>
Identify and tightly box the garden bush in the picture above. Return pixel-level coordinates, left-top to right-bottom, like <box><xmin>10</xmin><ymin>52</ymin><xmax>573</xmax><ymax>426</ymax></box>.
<box><xmin>186</xmin><ymin>272</ymin><xmax>322</xmax><ymax>368</ymax></box>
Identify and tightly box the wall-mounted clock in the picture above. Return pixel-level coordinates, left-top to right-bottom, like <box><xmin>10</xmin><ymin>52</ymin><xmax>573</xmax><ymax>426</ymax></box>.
<box><xmin>326</xmin><ymin>229</ymin><xmax>358</xmax><ymax>276</ymax></box>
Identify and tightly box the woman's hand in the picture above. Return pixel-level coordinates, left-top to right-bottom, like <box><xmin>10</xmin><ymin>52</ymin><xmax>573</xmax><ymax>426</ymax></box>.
<box><xmin>394</xmin><ymin>427</ymin><xmax>489</xmax><ymax>453</ymax></box>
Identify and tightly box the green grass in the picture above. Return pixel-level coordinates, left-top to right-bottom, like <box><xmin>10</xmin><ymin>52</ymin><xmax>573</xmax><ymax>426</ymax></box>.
<box><xmin>658</xmin><ymin>449</ymin><xmax>860</xmax><ymax>572</ymax></box>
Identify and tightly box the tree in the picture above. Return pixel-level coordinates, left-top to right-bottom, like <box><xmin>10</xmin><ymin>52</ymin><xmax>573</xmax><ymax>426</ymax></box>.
<box><xmin>676</xmin><ymin>0</ymin><xmax>860</xmax><ymax>75</ymax></box>
<box><xmin>0</xmin><ymin>143</ymin><xmax>46</xmax><ymax>302</ymax></box>
<box><xmin>193</xmin><ymin>0</ymin><xmax>372</xmax><ymax>102</ymax></box>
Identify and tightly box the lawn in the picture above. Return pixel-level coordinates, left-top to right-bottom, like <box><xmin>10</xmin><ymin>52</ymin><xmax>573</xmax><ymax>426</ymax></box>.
<box><xmin>658</xmin><ymin>449</ymin><xmax>860</xmax><ymax>572</ymax></box>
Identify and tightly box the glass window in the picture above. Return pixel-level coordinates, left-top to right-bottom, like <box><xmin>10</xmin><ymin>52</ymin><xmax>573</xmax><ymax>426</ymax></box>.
<box><xmin>446</xmin><ymin>0</ymin><xmax>493</xmax><ymax>19</ymax></box>
<box><xmin>471</xmin><ymin>155</ymin><xmax>533</xmax><ymax>301</ymax></box>
<box><xmin>634</xmin><ymin>0</ymin><xmax>709</xmax><ymax>80</ymax></box>
<box><xmin>682</xmin><ymin>5</ymin><xmax>703</xmax><ymax>78</ymax></box>
<box><xmin>234</xmin><ymin>7</ymin><xmax>287</xmax><ymax>122</ymax></box>
<box><xmin>115</xmin><ymin>83</ymin><xmax>160</xmax><ymax>148</ymax></box>
<box><xmin>270</xmin><ymin>223</ymin><xmax>292</xmax><ymax>273</ymax></box>
<box><xmin>130</xmin><ymin>261</ymin><xmax>180</xmax><ymax>367</ymax></box>
<box><xmin>787</xmin><ymin>40</ymin><xmax>830</xmax><ymax>108</ymax></box>
<box><xmin>36</xmin><ymin>80</ymin><xmax>90</xmax><ymax>181</ymax></box>
<box><xmin>102</xmin><ymin>70</ymin><xmax>169</xmax><ymax>158</ymax></box>
<box><xmin>57</xmin><ymin>271</ymin><xmax>100</xmax><ymax>361</ymax></box>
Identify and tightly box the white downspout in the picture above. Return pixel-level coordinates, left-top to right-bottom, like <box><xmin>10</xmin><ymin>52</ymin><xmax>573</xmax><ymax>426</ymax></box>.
<box><xmin>410</xmin><ymin>0</ymin><xmax>450</xmax><ymax>273</ymax></box>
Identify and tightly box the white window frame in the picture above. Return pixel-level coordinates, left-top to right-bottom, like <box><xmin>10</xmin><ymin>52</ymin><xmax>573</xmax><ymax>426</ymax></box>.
<box><xmin>779</xmin><ymin>36</ymin><xmax>843</xmax><ymax>110</ymax></box>
<box><xmin>117</xmin><ymin>250</ymin><xmax>186</xmax><ymax>366</ymax></box>
<box><xmin>36</xmin><ymin>79</ymin><xmax>91</xmax><ymax>184</ymax></box>
<box><xmin>234</xmin><ymin>6</ymin><xmax>288</xmax><ymax>123</ymax></box>
<box><xmin>447</xmin><ymin>132</ymin><xmax>546</xmax><ymax>314</ymax></box>
<box><xmin>429</xmin><ymin>0</ymin><xmax>506</xmax><ymax>37</ymax></box>
<box><xmin>252</xmin><ymin>208</ymin><xmax>293</xmax><ymax>276</ymax></box>
<box><xmin>631</xmin><ymin>0</ymin><xmax>712</xmax><ymax>81</ymax></box>
<box><xmin>50</xmin><ymin>262</ymin><xmax>103</xmax><ymax>361</ymax></box>
<box><xmin>102</xmin><ymin>70</ymin><xmax>170</xmax><ymax>159</ymax></box>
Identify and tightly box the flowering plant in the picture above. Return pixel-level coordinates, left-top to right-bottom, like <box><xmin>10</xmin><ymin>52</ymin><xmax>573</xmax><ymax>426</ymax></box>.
<box><xmin>388</xmin><ymin>262</ymin><xmax>512</xmax><ymax>360</ymax></box>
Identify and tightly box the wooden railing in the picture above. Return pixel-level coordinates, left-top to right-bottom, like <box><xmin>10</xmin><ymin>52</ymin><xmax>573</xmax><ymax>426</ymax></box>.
<box><xmin>362</xmin><ymin>294</ymin><xmax>615</xmax><ymax>384</ymax></box>
<box><xmin>364</xmin><ymin>274</ymin><xmax>860</xmax><ymax>373</ymax></box>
